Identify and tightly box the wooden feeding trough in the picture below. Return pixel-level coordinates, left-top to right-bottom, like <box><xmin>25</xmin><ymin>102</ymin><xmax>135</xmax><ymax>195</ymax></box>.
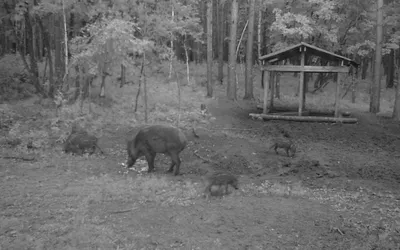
<box><xmin>249</xmin><ymin>42</ymin><xmax>359</xmax><ymax>124</ymax></box>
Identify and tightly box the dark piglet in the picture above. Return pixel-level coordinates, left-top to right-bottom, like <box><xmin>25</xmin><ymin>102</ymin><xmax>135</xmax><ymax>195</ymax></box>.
<box><xmin>203</xmin><ymin>173</ymin><xmax>239</xmax><ymax>198</ymax></box>
<box><xmin>269</xmin><ymin>138</ymin><xmax>296</xmax><ymax>157</ymax></box>
<box><xmin>64</xmin><ymin>132</ymin><xmax>104</xmax><ymax>156</ymax></box>
<box><xmin>126</xmin><ymin>124</ymin><xmax>187</xmax><ymax>175</ymax></box>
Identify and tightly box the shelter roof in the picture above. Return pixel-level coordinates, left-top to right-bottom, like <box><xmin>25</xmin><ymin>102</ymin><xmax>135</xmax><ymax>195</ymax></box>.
<box><xmin>259</xmin><ymin>42</ymin><xmax>359</xmax><ymax>67</ymax></box>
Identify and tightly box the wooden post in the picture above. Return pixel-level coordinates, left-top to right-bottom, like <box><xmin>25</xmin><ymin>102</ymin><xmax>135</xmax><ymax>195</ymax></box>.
<box><xmin>335</xmin><ymin>61</ymin><xmax>344</xmax><ymax>117</ymax></box>
<box><xmin>335</xmin><ymin>73</ymin><xmax>342</xmax><ymax>117</ymax></box>
<box><xmin>263</xmin><ymin>70</ymin><xmax>270</xmax><ymax>114</ymax></box>
<box><xmin>298</xmin><ymin>48</ymin><xmax>305</xmax><ymax>116</ymax></box>
<box><xmin>269</xmin><ymin>71</ymin><xmax>275</xmax><ymax>111</ymax></box>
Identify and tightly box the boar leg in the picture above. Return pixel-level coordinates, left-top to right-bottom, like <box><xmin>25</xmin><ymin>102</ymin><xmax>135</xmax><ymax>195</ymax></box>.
<box><xmin>224</xmin><ymin>184</ymin><xmax>229</xmax><ymax>194</ymax></box>
<box><xmin>145</xmin><ymin>151</ymin><xmax>156</xmax><ymax>173</ymax></box>
<box><xmin>168</xmin><ymin>153</ymin><xmax>181</xmax><ymax>175</ymax></box>
<box><xmin>166</xmin><ymin>154</ymin><xmax>174</xmax><ymax>173</ymax></box>
<box><xmin>274</xmin><ymin>145</ymin><xmax>279</xmax><ymax>155</ymax></box>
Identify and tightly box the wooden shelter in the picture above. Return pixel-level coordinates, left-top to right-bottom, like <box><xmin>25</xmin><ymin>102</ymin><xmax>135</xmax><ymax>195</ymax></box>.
<box><xmin>250</xmin><ymin>42</ymin><xmax>359</xmax><ymax>123</ymax></box>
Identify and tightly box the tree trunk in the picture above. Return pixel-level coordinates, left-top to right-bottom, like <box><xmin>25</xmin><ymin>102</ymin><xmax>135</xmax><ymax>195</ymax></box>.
<box><xmin>244</xmin><ymin>0</ymin><xmax>255</xmax><ymax>100</ymax></box>
<box><xmin>24</xmin><ymin>8</ymin><xmax>44</xmax><ymax>96</ymax></box>
<box><xmin>62</xmin><ymin>0</ymin><xmax>68</xmax><ymax>82</ymax></box>
<box><xmin>69</xmin><ymin>12</ymin><xmax>75</xmax><ymax>38</ymax></box>
<box><xmin>258</xmin><ymin>0</ymin><xmax>263</xmax><ymax>88</ymax></box>
<box><xmin>143</xmin><ymin>54</ymin><xmax>148</xmax><ymax>124</ymax></box>
<box><xmin>197</xmin><ymin>0</ymin><xmax>207</xmax><ymax>64</ymax></box>
<box><xmin>82</xmin><ymin>66</ymin><xmax>91</xmax><ymax>100</ymax></box>
<box><xmin>361</xmin><ymin>57</ymin><xmax>369</xmax><ymax>79</ymax></box>
<box><xmin>224</xmin><ymin>4</ymin><xmax>230</xmax><ymax>62</ymax></box>
<box><xmin>260</xmin><ymin>8</ymin><xmax>268</xmax><ymax>55</ymax></box>
<box><xmin>37</xmin><ymin>23</ymin><xmax>43</xmax><ymax>61</ymax></box>
<box><xmin>54</xmin><ymin>14</ymin><xmax>63</xmax><ymax>83</ymax></box>
<box><xmin>169</xmin><ymin>2</ymin><xmax>175</xmax><ymax>78</ymax></box>
<box><xmin>393</xmin><ymin>49</ymin><xmax>400</xmax><ymax>120</ymax></box>
<box><xmin>227</xmin><ymin>0</ymin><xmax>238</xmax><ymax>100</ymax></box>
<box><xmin>38</xmin><ymin>17</ymin><xmax>54</xmax><ymax>97</ymax></box>
<box><xmin>32</xmin><ymin>23</ymin><xmax>37</xmax><ymax>61</ymax></box>
<box><xmin>183</xmin><ymin>35</ymin><xmax>191</xmax><ymax>85</ymax></box>
<box><xmin>212</xmin><ymin>0</ymin><xmax>218</xmax><ymax>59</ymax></box>
<box><xmin>275</xmin><ymin>72</ymin><xmax>280</xmax><ymax>99</ymax></box>
<box><xmin>386</xmin><ymin>49</ymin><xmax>394</xmax><ymax>88</ymax></box>
<box><xmin>174</xmin><ymin>36</ymin><xmax>185</xmax><ymax>62</ymax></box>
<box><xmin>74</xmin><ymin>66</ymin><xmax>81</xmax><ymax>101</ymax></box>
<box><xmin>193</xmin><ymin>41</ymin><xmax>199</xmax><ymax>63</ymax></box>
<box><xmin>120</xmin><ymin>64</ymin><xmax>126</xmax><ymax>88</ymax></box>
<box><xmin>304</xmin><ymin>73</ymin><xmax>310</xmax><ymax>93</ymax></box>
<box><xmin>370</xmin><ymin>0</ymin><xmax>383</xmax><ymax>113</ymax></box>
<box><xmin>217</xmin><ymin>0</ymin><xmax>225</xmax><ymax>85</ymax></box>
<box><xmin>206</xmin><ymin>0</ymin><xmax>213</xmax><ymax>97</ymax></box>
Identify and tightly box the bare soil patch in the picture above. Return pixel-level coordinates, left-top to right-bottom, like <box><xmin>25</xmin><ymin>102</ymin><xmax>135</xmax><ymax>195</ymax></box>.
<box><xmin>1</xmin><ymin>93</ymin><xmax>400</xmax><ymax>249</ymax></box>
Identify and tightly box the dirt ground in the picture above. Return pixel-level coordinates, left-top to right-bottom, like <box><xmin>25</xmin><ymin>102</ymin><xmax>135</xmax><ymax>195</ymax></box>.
<box><xmin>1</xmin><ymin>96</ymin><xmax>400</xmax><ymax>250</ymax></box>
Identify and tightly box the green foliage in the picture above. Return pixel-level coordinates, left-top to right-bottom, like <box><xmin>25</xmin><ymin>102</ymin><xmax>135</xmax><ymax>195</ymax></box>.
<box><xmin>64</xmin><ymin>0</ymin><xmax>203</xmax><ymax>75</ymax></box>
<box><xmin>70</xmin><ymin>18</ymin><xmax>153</xmax><ymax>73</ymax></box>
<box><xmin>271</xmin><ymin>8</ymin><xmax>314</xmax><ymax>41</ymax></box>
<box><xmin>268</xmin><ymin>0</ymin><xmax>346</xmax><ymax>52</ymax></box>
<box><xmin>265</xmin><ymin>0</ymin><xmax>400</xmax><ymax>59</ymax></box>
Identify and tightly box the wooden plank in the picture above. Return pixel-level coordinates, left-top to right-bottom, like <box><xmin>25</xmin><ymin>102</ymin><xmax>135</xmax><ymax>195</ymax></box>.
<box><xmin>261</xmin><ymin>65</ymin><xmax>350</xmax><ymax>73</ymax></box>
<box><xmin>263</xmin><ymin>71</ymin><xmax>270</xmax><ymax>114</ymax></box>
<box><xmin>249</xmin><ymin>113</ymin><xmax>358</xmax><ymax>124</ymax></box>
<box><xmin>298</xmin><ymin>50</ymin><xmax>305</xmax><ymax>116</ymax></box>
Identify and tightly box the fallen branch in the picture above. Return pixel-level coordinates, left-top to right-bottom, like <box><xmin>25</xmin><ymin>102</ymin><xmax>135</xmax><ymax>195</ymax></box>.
<box><xmin>331</xmin><ymin>227</ymin><xmax>344</xmax><ymax>235</ymax></box>
<box><xmin>249</xmin><ymin>113</ymin><xmax>358</xmax><ymax>124</ymax></box>
<box><xmin>193</xmin><ymin>150</ymin><xmax>220</xmax><ymax>166</ymax></box>
<box><xmin>311</xmin><ymin>78</ymin><xmax>331</xmax><ymax>94</ymax></box>
<box><xmin>234</xmin><ymin>100</ymin><xmax>244</xmax><ymax>110</ymax></box>
<box><xmin>341</xmin><ymin>81</ymin><xmax>354</xmax><ymax>99</ymax></box>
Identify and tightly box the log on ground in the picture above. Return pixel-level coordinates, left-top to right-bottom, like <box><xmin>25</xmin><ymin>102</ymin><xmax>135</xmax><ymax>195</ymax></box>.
<box><xmin>269</xmin><ymin>111</ymin><xmax>310</xmax><ymax>116</ymax></box>
<box><xmin>255</xmin><ymin>105</ymin><xmax>352</xmax><ymax>117</ymax></box>
<box><xmin>249</xmin><ymin>113</ymin><xmax>358</xmax><ymax>123</ymax></box>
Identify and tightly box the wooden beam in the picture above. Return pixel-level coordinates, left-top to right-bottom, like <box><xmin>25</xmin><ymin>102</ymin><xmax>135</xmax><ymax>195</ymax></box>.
<box><xmin>263</xmin><ymin>70</ymin><xmax>270</xmax><ymax>114</ymax></box>
<box><xmin>261</xmin><ymin>65</ymin><xmax>350</xmax><ymax>73</ymax></box>
<box><xmin>298</xmin><ymin>49</ymin><xmax>305</xmax><ymax>116</ymax></box>
<box><xmin>249</xmin><ymin>113</ymin><xmax>358</xmax><ymax>124</ymax></box>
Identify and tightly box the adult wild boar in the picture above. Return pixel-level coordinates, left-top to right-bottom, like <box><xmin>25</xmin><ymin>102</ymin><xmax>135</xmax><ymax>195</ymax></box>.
<box><xmin>126</xmin><ymin>124</ymin><xmax>188</xmax><ymax>175</ymax></box>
